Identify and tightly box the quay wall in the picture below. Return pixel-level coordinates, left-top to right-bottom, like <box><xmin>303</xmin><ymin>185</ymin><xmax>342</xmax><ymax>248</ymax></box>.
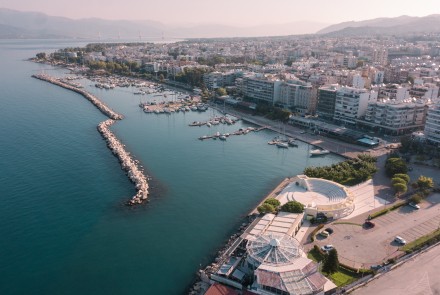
<box><xmin>33</xmin><ymin>74</ymin><xmax>148</xmax><ymax>205</ymax></box>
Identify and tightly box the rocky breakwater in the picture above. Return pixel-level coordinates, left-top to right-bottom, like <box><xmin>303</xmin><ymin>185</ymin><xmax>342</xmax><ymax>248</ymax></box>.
<box><xmin>98</xmin><ymin>120</ymin><xmax>149</xmax><ymax>205</ymax></box>
<box><xmin>33</xmin><ymin>74</ymin><xmax>149</xmax><ymax>205</ymax></box>
<box><xmin>32</xmin><ymin>74</ymin><xmax>123</xmax><ymax>120</ymax></box>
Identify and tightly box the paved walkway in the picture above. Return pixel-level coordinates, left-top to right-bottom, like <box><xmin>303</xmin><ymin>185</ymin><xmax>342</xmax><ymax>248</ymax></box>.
<box><xmin>295</xmin><ymin>219</ymin><xmax>312</xmax><ymax>244</ymax></box>
<box><xmin>342</xmin><ymin>180</ymin><xmax>389</xmax><ymax>220</ymax></box>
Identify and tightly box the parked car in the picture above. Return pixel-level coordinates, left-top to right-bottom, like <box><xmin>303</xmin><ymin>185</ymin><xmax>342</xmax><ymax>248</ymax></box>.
<box><xmin>408</xmin><ymin>202</ymin><xmax>420</xmax><ymax>209</ymax></box>
<box><xmin>321</xmin><ymin>245</ymin><xmax>334</xmax><ymax>252</ymax></box>
<box><xmin>325</xmin><ymin>228</ymin><xmax>334</xmax><ymax>234</ymax></box>
<box><xmin>364</xmin><ymin>220</ymin><xmax>376</xmax><ymax>228</ymax></box>
<box><xmin>300</xmin><ymin>130</ymin><xmax>306</xmax><ymax>134</ymax></box>
<box><xmin>394</xmin><ymin>236</ymin><xmax>407</xmax><ymax>245</ymax></box>
<box><xmin>319</xmin><ymin>230</ymin><xmax>329</xmax><ymax>238</ymax></box>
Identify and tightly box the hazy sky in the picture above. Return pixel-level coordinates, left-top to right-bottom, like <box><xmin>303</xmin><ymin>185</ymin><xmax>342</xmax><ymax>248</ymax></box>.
<box><xmin>1</xmin><ymin>0</ymin><xmax>440</xmax><ymax>26</ymax></box>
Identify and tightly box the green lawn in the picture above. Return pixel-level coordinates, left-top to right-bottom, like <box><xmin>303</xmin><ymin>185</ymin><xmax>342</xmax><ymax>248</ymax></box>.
<box><xmin>328</xmin><ymin>267</ymin><xmax>361</xmax><ymax>287</ymax></box>
<box><xmin>307</xmin><ymin>247</ymin><xmax>324</xmax><ymax>262</ymax></box>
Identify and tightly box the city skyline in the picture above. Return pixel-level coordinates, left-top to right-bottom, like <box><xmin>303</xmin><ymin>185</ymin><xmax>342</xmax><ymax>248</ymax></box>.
<box><xmin>1</xmin><ymin>0</ymin><xmax>439</xmax><ymax>26</ymax></box>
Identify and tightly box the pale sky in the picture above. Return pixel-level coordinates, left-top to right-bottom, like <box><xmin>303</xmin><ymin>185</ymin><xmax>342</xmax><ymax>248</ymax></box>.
<box><xmin>1</xmin><ymin>0</ymin><xmax>440</xmax><ymax>26</ymax></box>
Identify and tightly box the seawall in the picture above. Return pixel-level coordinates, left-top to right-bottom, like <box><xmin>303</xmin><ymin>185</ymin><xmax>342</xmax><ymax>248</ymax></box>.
<box><xmin>32</xmin><ymin>74</ymin><xmax>148</xmax><ymax>205</ymax></box>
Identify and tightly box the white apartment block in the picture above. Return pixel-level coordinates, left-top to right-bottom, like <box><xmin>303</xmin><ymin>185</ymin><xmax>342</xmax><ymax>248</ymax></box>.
<box><xmin>333</xmin><ymin>86</ymin><xmax>377</xmax><ymax>125</ymax></box>
<box><xmin>409</xmin><ymin>83</ymin><xmax>439</xmax><ymax>99</ymax></box>
<box><xmin>371</xmin><ymin>48</ymin><xmax>388</xmax><ymax>65</ymax></box>
<box><xmin>360</xmin><ymin>100</ymin><xmax>429</xmax><ymax>134</ymax></box>
<box><xmin>277</xmin><ymin>79</ymin><xmax>317</xmax><ymax>114</ymax></box>
<box><xmin>242</xmin><ymin>74</ymin><xmax>282</xmax><ymax>104</ymax></box>
<box><xmin>424</xmin><ymin>102</ymin><xmax>440</xmax><ymax>145</ymax></box>
<box><xmin>378</xmin><ymin>84</ymin><xmax>409</xmax><ymax>101</ymax></box>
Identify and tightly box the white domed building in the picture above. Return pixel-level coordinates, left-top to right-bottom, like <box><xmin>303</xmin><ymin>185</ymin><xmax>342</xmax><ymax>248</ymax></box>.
<box><xmin>246</xmin><ymin>233</ymin><xmax>328</xmax><ymax>295</ymax></box>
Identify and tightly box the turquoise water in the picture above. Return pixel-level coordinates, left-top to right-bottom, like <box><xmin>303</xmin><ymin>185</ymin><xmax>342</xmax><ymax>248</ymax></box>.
<box><xmin>0</xmin><ymin>40</ymin><xmax>343</xmax><ymax>295</ymax></box>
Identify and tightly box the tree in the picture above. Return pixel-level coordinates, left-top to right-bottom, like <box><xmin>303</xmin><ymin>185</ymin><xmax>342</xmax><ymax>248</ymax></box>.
<box><xmin>385</xmin><ymin>157</ymin><xmax>408</xmax><ymax>177</ymax></box>
<box><xmin>392</xmin><ymin>177</ymin><xmax>407</xmax><ymax>186</ymax></box>
<box><xmin>257</xmin><ymin>203</ymin><xmax>275</xmax><ymax>214</ymax></box>
<box><xmin>36</xmin><ymin>52</ymin><xmax>46</xmax><ymax>59</ymax></box>
<box><xmin>281</xmin><ymin>201</ymin><xmax>304</xmax><ymax>213</ymax></box>
<box><xmin>394</xmin><ymin>173</ymin><xmax>410</xmax><ymax>184</ymax></box>
<box><xmin>216</xmin><ymin>87</ymin><xmax>227</xmax><ymax>97</ymax></box>
<box><xmin>264</xmin><ymin>198</ymin><xmax>281</xmax><ymax>207</ymax></box>
<box><xmin>410</xmin><ymin>193</ymin><xmax>423</xmax><ymax>204</ymax></box>
<box><xmin>393</xmin><ymin>182</ymin><xmax>407</xmax><ymax>195</ymax></box>
<box><xmin>322</xmin><ymin>249</ymin><xmax>339</xmax><ymax>274</ymax></box>
<box><xmin>417</xmin><ymin>175</ymin><xmax>434</xmax><ymax>190</ymax></box>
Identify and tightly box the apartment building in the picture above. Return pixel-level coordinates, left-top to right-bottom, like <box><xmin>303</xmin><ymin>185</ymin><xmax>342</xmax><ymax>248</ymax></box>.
<box><xmin>333</xmin><ymin>86</ymin><xmax>377</xmax><ymax>125</ymax></box>
<box><xmin>277</xmin><ymin>79</ymin><xmax>317</xmax><ymax>114</ymax></box>
<box><xmin>424</xmin><ymin>102</ymin><xmax>440</xmax><ymax>145</ymax></box>
<box><xmin>317</xmin><ymin>84</ymin><xmax>339</xmax><ymax>120</ymax></box>
<box><xmin>242</xmin><ymin>74</ymin><xmax>282</xmax><ymax>104</ymax></box>
<box><xmin>359</xmin><ymin>99</ymin><xmax>429</xmax><ymax>135</ymax></box>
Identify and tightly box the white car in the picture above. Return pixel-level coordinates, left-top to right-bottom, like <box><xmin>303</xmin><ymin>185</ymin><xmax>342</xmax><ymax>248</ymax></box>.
<box><xmin>408</xmin><ymin>202</ymin><xmax>420</xmax><ymax>209</ymax></box>
<box><xmin>394</xmin><ymin>236</ymin><xmax>407</xmax><ymax>245</ymax></box>
<box><xmin>319</xmin><ymin>230</ymin><xmax>329</xmax><ymax>237</ymax></box>
<box><xmin>321</xmin><ymin>245</ymin><xmax>334</xmax><ymax>252</ymax></box>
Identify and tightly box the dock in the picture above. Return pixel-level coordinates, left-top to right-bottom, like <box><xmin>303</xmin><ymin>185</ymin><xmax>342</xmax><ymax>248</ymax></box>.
<box><xmin>198</xmin><ymin>126</ymin><xmax>269</xmax><ymax>141</ymax></box>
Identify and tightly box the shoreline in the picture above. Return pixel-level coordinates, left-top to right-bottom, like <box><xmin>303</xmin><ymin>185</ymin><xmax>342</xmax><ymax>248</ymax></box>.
<box><xmin>32</xmin><ymin>74</ymin><xmax>149</xmax><ymax>205</ymax></box>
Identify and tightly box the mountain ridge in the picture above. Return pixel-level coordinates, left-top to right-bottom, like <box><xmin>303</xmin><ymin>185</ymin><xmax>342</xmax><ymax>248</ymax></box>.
<box><xmin>0</xmin><ymin>8</ymin><xmax>328</xmax><ymax>39</ymax></box>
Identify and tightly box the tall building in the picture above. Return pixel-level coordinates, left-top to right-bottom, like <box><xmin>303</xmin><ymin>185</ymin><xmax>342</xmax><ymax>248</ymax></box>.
<box><xmin>359</xmin><ymin>100</ymin><xmax>429</xmax><ymax>135</ymax></box>
<box><xmin>425</xmin><ymin>102</ymin><xmax>440</xmax><ymax>145</ymax></box>
<box><xmin>277</xmin><ymin>78</ymin><xmax>317</xmax><ymax>114</ymax></box>
<box><xmin>317</xmin><ymin>84</ymin><xmax>339</xmax><ymax>121</ymax></box>
<box><xmin>242</xmin><ymin>74</ymin><xmax>282</xmax><ymax>105</ymax></box>
<box><xmin>333</xmin><ymin>86</ymin><xmax>377</xmax><ymax>125</ymax></box>
<box><xmin>371</xmin><ymin>48</ymin><xmax>388</xmax><ymax>65</ymax></box>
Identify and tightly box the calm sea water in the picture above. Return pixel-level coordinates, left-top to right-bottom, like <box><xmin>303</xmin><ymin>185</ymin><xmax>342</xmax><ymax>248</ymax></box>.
<box><xmin>0</xmin><ymin>39</ymin><xmax>343</xmax><ymax>295</ymax></box>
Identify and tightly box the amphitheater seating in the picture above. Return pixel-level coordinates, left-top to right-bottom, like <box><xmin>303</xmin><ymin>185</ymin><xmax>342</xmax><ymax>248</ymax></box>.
<box><xmin>306</xmin><ymin>179</ymin><xmax>346</xmax><ymax>202</ymax></box>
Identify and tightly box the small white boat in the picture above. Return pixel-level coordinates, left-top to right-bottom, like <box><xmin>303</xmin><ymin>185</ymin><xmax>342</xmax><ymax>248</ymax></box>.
<box><xmin>276</xmin><ymin>142</ymin><xmax>289</xmax><ymax>149</ymax></box>
<box><xmin>310</xmin><ymin>149</ymin><xmax>330</xmax><ymax>156</ymax></box>
<box><xmin>219</xmin><ymin>135</ymin><xmax>227</xmax><ymax>141</ymax></box>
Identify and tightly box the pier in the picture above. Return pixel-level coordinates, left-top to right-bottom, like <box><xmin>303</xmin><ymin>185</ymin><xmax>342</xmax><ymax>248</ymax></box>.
<box><xmin>33</xmin><ymin>74</ymin><xmax>149</xmax><ymax>206</ymax></box>
<box><xmin>197</xmin><ymin>126</ymin><xmax>268</xmax><ymax>141</ymax></box>
<box><xmin>32</xmin><ymin>74</ymin><xmax>123</xmax><ymax>120</ymax></box>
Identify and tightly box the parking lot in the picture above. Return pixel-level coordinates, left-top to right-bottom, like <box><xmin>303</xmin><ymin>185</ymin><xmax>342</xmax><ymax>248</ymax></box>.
<box><xmin>313</xmin><ymin>193</ymin><xmax>440</xmax><ymax>268</ymax></box>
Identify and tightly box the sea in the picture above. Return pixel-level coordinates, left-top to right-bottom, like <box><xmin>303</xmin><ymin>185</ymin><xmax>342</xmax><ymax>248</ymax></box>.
<box><xmin>0</xmin><ymin>39</ymin><xmax>343</xmax><ymax>295</ymax></box>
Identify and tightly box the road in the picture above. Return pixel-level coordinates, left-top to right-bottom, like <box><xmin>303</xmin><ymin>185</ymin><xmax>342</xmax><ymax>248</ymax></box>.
<box><xmin>352</xmin><ymin>244</ymin><xmax>440</xmax><ymax>295</ymax></box>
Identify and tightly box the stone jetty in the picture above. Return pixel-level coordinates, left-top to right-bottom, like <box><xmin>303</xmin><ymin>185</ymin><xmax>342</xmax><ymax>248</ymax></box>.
<box><xmin>98</xmin><ymin>120</ymin><xmax>149</xmax><ymax>205</ymax></box>
<box><xmin>33</xmin><ymin>74</ymin><xmax>149</xmax><ymax>205</ymax></box>
<box><xmin>32</xmin><ymin>74</ymin><xmax>123</xmax><ymax>120</ymax></box>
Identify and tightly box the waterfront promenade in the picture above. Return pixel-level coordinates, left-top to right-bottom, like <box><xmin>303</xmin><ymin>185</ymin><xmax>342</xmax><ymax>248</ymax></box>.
<box><xmin>32</xmin><ymin>74</ymin><xmax>149</xmax><ymax>205</ymax></box>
